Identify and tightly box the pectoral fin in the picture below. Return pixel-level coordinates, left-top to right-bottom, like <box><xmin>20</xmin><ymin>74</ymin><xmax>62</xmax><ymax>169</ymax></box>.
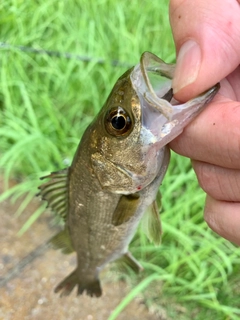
<box><xmin>112</xmin><ymin>194</ymin><xmax>140</xmax><ymax>226</ymax></box>
<box><xmin>142</xmin><ymin>191</ymin><xmax>162</xmax><ymax>246</ymax></box>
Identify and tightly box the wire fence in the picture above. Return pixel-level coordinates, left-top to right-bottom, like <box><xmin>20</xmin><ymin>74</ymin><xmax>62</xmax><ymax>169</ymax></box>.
<box><xmin>0</xmin><ymin>42</ymin><xmax>133</xmax><ymax>68</ymax></box>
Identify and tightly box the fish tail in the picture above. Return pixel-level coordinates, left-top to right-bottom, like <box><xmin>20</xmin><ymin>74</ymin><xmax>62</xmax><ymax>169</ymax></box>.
<box><xmin>54</xmin><ymin>269</ymin><xmax>102</xmax><ymax>298</ymax></box>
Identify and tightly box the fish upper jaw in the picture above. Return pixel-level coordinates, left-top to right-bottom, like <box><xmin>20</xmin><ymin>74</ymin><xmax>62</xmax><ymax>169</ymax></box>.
<box><xmin>131</xmin><ymin>52</ymin><xmax>220</xmax><ymax>149</ymax></box>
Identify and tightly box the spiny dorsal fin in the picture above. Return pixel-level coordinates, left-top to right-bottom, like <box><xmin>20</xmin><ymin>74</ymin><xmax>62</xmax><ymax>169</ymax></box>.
<box><xmin>142</xmin><ymin>191</ymin><xmax>162</xmax><ymax>246</ymax></box>
<box><xmin>49</xmin><ymin>228</ymin><xmax>74</xmax><ymax>254</ymax></box>
<box><xmin>38</xmin><ymin>168</ymin><xmax>68</xmax><ymax>221</ymax></box>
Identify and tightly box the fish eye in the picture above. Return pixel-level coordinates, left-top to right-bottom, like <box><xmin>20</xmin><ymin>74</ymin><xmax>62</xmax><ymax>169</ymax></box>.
<box><xmin>111</xmin><ymin>114</ymin><xmax>126</xmax><ymax>130</ymax></box>
<box><xmin>105</xmin><ymin>107</ymin><xmax>132</xmax><ymax>137</ymax></box>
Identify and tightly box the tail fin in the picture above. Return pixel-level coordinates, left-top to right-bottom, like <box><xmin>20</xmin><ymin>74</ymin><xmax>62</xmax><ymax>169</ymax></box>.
<box><xmin>54</xmin><ymin>269</ymin><xmax>102</xmax><ymax>298</ymax></box>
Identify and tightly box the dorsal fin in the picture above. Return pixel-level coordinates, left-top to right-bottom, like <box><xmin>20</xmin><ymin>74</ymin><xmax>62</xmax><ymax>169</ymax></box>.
<box><xmin>49</xmin><ymin>228</ymin><xmax>74</xmax><ymax>254</ymax></box>
<box><xmin>38</xmin><ymin>168</ymin><xmax>69</xmax><ymax>221</ymax></box>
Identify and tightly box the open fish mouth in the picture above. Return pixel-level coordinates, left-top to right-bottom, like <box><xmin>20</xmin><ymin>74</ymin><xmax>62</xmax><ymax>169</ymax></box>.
<box><xmin>131</xmin><ymin>52</ymin><xmax>220</xmax><ymax>148</ymax></box>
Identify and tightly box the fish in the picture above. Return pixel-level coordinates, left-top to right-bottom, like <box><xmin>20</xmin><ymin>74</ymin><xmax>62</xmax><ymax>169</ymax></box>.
<box><xmin>38</xmin><ymin>52</ymin><xmax>219</xmax><ymax>298</ymax></box>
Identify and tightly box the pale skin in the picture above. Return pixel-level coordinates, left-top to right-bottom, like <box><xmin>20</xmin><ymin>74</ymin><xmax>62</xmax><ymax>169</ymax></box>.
<box><xmin>169</xmin><ymin>0</ymin><xmax>240</xmax><ymax>245</ymax></box>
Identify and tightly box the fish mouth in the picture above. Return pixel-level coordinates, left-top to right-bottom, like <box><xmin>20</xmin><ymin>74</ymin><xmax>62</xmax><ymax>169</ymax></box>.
<box><xmin>131</xmin><ymin>52</ymin><xmax>220</xmax><ymax>148</ymax></box>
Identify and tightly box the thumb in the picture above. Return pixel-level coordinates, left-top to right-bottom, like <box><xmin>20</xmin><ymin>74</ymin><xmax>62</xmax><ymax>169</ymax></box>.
<box><xmin>170</xmin><ymin>0</ymin><xmax>240</xmax><ymax>101</ymax></box>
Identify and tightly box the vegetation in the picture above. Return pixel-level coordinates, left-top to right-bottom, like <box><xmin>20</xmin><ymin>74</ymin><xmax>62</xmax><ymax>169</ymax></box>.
<box><xmin>1</xmin><ymin>0</ymin><xmax>240</xmax><ymax>319</ymax></box>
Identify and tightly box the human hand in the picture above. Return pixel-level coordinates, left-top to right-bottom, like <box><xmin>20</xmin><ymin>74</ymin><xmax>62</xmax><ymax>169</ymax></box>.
<box><xmin>169</xmin><ymin>0</ymin><xmax>240</xmax><ymax>245</ymax></box>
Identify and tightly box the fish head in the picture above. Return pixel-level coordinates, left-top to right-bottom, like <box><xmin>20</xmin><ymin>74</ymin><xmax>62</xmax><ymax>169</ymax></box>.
<box><xmin>90</xmin><ymin>52</ymin><xmax>219</xmax><ymax>194</ymax></box>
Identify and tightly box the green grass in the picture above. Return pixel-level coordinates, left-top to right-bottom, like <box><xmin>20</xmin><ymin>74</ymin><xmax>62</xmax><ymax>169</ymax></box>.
<box><xmin>1</xmin><ymin>1</ymin><xmax>240</xmax><ymax>319</ymax></box>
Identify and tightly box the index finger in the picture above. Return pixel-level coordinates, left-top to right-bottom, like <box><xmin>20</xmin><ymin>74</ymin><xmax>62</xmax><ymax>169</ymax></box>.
<box><xmin>169</xmin><ymin>96</ymin><xmax>240</xmax><ymax>169</ymax></box>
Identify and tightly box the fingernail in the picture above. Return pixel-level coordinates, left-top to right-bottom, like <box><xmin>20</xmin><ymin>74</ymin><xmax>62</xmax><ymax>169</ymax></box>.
<box><xmin>172</xmin><ymin>40</ymin><xmax>201</xmax><ymax>94</ymax></box>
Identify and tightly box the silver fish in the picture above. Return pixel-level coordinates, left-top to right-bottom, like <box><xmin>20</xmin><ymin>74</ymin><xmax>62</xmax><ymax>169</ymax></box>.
<box><xmin>39</xmin><ymin>52</ymin><xmax>219</xmax><ymax>297</ymax></box>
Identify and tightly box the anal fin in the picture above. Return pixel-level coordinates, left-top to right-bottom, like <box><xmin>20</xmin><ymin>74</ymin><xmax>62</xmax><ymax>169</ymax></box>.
<box><xmin>120</xmin><ymin>251</ymin><xmax>143</xmax><ymax>273</ymax></box>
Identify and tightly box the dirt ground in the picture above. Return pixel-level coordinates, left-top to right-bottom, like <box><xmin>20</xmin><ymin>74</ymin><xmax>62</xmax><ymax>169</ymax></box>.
<box><xmin>0</xmin><ymin>178</ymin><xmax>163</xmax><ymax>320</ymax></box>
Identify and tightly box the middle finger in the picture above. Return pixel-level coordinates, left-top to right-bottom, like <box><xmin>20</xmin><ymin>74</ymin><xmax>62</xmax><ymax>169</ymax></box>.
<box><xmin>170</xmin><ymin>98</ymin><xmax>240</xmax><ymax>169</ymax></box>
<box><xmin>193</xmin><ymin>159</ymin><xmax>240</xmax><ymax>202</ymax></box>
